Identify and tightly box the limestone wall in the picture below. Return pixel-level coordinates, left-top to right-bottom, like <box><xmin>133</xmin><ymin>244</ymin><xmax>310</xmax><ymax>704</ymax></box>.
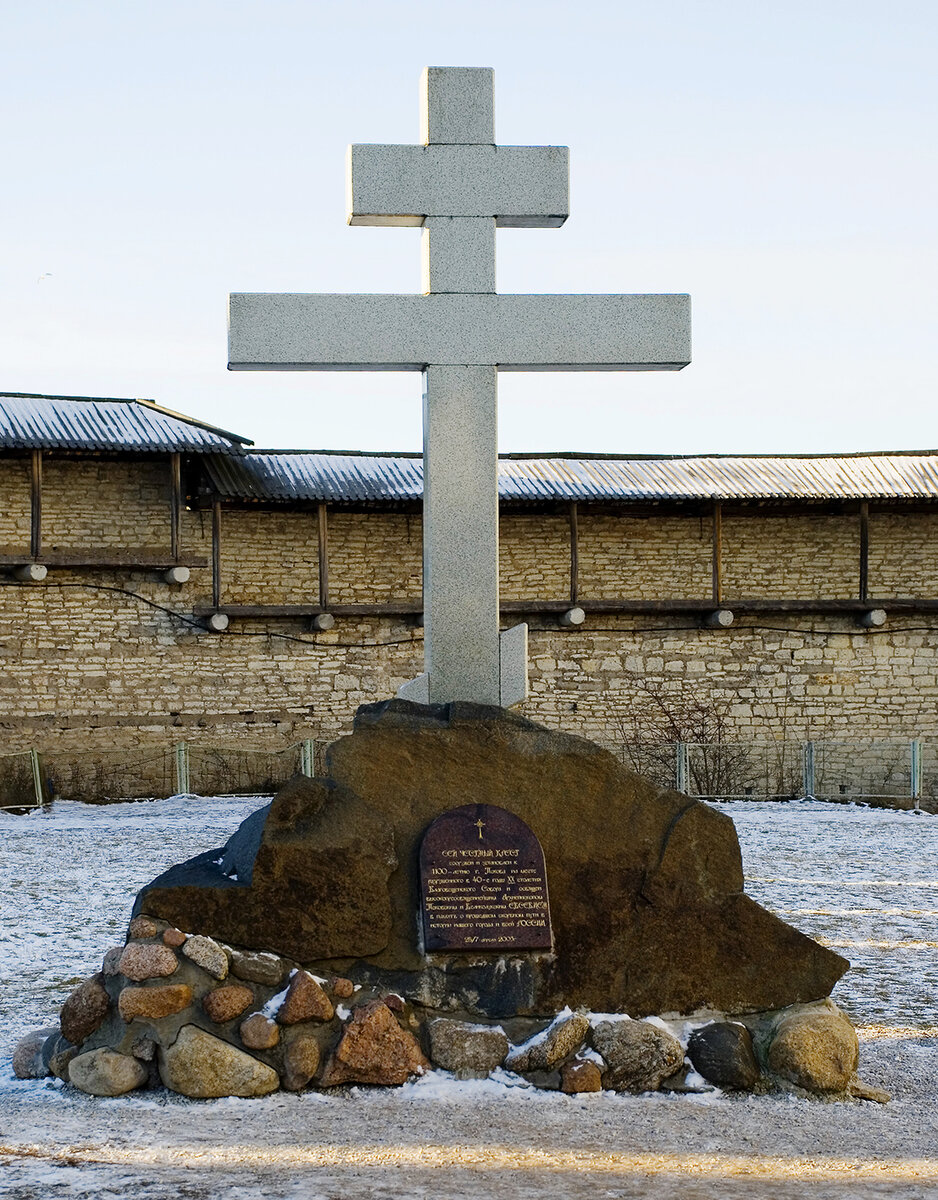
<box><xmin>1</xmin><ymin>454</ymin><xmax>938</xmax><ymax>793</ymax></box>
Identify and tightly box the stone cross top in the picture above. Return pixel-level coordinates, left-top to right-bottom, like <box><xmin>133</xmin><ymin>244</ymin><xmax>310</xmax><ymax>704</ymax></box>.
<box><xmin>228</xmin><ymin>67</ymin><xmax>691</xmax><ymax>708</ymax></box>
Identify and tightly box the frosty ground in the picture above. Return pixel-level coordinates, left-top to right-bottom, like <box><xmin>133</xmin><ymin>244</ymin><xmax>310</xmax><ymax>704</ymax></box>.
<box><xmin>1</xmin><ymin>796</ymin><xmax>937</xmax><ymax>1199</ymax></box>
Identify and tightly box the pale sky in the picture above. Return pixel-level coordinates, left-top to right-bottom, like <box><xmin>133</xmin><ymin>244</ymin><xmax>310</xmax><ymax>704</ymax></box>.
<box><xmin>1</xmin><ymin>0</ymin><xmax>935</xmax><ymax>455</ymax></box>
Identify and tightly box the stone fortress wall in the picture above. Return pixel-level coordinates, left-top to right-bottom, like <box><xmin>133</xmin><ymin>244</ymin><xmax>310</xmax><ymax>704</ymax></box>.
<box><xmin>1</xmin><ymin>454</ymin><xmax>938</xmax><ymax>782</ymax></box>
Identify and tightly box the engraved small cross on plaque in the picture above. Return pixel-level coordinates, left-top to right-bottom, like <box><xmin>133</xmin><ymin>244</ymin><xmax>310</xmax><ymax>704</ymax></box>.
<box><xmin>475</xmin><ymin>818</ymin><xmax>485</xmax><ymax>839</ymax></box>
<box><xmin>228</xmin><ymin>67</ymin><xmax>691</xmax><ymax>709</ymax></box>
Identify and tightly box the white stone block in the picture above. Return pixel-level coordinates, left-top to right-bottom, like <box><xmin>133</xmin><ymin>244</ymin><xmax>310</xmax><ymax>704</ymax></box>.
<box><xmin>228</xmin><ymin>292</ymin><xmax>691</xmax><ymax>370</ymax></box>
<box><xmin>421</xmin><ymin>217</ymin><xmax>496</xmax><ymax>294</ymax></box>
<box><xmin>500</xmin><ymin>623</ymin><xmax>529</xmax><ymax>707</ymax></box>
<box><xmin>347</xmin><ymin>144</ymin><xmax>568</xmax><ymax>227</ymax></box>
<box><xmin>421</xmin><ymin>67</ymin><xmax>494</xmax><ymax>145</ymax></box>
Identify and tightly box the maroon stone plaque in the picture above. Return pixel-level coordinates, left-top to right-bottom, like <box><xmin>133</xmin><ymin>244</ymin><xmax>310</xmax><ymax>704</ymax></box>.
<box><xmin>419</xmin><ymin>804</ymin><xmax>552</xmax><ymax>952</ymax></box>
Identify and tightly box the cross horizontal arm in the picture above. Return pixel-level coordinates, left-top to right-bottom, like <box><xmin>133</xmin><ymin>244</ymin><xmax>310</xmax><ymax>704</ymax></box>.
<box><xmin>228</xmin><ymin>293</ymin><xmax>691</xmax><ymax>370</ymax></box>
<box><xmin>347</xmin><ymin>144</ymin><xmax>568</xmax><ymax>227</ymax></box>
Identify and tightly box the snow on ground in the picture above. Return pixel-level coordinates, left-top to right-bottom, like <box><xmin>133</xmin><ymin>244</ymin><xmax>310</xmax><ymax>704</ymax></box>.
<box><xmin>1</xmin><ymin>795</ymin><xmax>937</xmax><ymax>1198</ymax></box>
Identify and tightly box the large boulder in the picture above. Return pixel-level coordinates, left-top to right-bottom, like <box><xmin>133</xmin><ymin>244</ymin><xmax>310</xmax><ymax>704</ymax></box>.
<box><xmin>319</xmin><ymin>999</ymin><xmax>429</xmax><ymax>1086</ymax></box>
<box><xmin>69</xmin><ymin>1048</ymin><xmax>148</xmax><ymax>1097</ymax></box>
<box><xmin>137</xmin><ymin>701</ymin><xmax>848</xmax><ymax>1017</ymax></box>
<box><xmin>766</xmin><ymin>1004</ymin><xmax>859</xmax><ymax>1094</ymax></box>
<box><xmin>591</xmin><ymin>1018</ymin><xmax>684</xmax><ymax>1092</ymax></box>
<box><xmin>136</xmin><ymin>775</ymin><xmax>397</xmax><ymax>962</ymax></box>
<box><xmin>687</xmin><ymin>1021</ymin><xmax>760</xmax><ymax>1090</ymax></box>
<box><xmin>427</xmin><ymin>1018</ymin><xmax>509</xmax><ymax>1077</ymax></box>
<box><xmin>158</xmin><ymin>1025</ymin><xmax>279</xmax><ymax>1098</ymax></box>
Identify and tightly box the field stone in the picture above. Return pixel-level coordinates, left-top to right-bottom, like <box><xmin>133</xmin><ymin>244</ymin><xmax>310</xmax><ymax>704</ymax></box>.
<box><xmin>131</xmin><ymin>1036</ymin><xmax>157</xmax><ymax>1062</ymax></box>
<box><xmin>12</xmin><ymin>1026</ymin><xmax>57</xmax><ymax>1079</ymax></box>
<box><xmin>69</xmin><ymin>1048</ymin><xmax>148</xmax><ymax>1096</ymax></box>
<box><xmin>282</xmin><ymin>1036</ymin><xmax>321</xmax><ymax>1091</ymax></box>
<box><xmin>60</xmin><ymin>973</ymin><xmax>110</xmax><ymax>1045</ymax></box>
<box><xmin>231</xmin><ymin>950</ymin><xmax>285</xmax><ymax>987</ymax></box>
<box><xmin>561</xmin><ymin>1057</ymin><xmax>604</xmax><ymax>1093</ymax></box>
<box><xmin>320</xmin><ymin>999</ymin><xmax>429</xmax><ymax>1086</ymax></box>
<box><xmin>159</xmin><ymin>1025</ymin><xmax>279</xmax><ymax>1098</ymax></box>
<box><xmin>688</xmin><ymin>1021</ymin><xmax>760</xmax><ymax>1090</ymax></box>
<box><xmin>203</xmin><ymin>983</ymin><xmax>254</xmax><ymax>1023</ymax></box>
<box><xmin>43</xmin><ymin>1033</ymin><xmax>78</xmax><ymax>1081</ymax></box>
<box><xmin>240</xmin><ymin>1013</ymin><xmax>280</xmax><ymax>1049</ymax></box>
<box><xmin>118</xmin><ymin>983</ymin><xmax>193</xmax><ymax>1022</ymax></box>
<box><xmin>102</xmin><ymin>946</ymin><xmax>124</xmax><ymax>976</ymax></box>
<box><xmin>505</xmin><ymin>1011</ymin><xmax>589</xmax><ymax>1073</ymax></box>
<box><xmin>332</xmin><ymin>977</ymin><xmax>355</xmax><ymax>999</ymax></box>
<box><xmin>767</xmin><ymin>1006</ymin><xmax>859</xmax><ymax>1093</ymax></box>
<box><xmin>591</xmin><ymin>1019</ymin><xmax>684</xmax><ymax>1093</ymax></box>
<box><xmin>128</xmin><ymin>915</ymin><xmax>159</xmax><ymax>939</ymax></box>
<box><xmin>182</xmin><ymin>934</ymin><xmax>229</xmax><ymax>979</ymax></box>
<box><xmin>162</xmin><ymin>927</ymin><xmax>187</xmax><ymax>948</ymax></box>
<box><xmin>428</xmin><ymin>1018</ymin><xmax>509</xmax><ymax>1077</ymax></box>
<box><xmin>118</xmin><ymin>942</ymin><xmax>178</xmax><ymax>982</ymax></box>
<box><xmin>277</xmin><ymin>971</ymin><xmax>334</xmax><ymax>1024</ymax></box>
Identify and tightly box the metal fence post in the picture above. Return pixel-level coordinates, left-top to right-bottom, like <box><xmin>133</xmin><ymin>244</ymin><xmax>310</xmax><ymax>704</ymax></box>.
<box><xmin>174</xmin><ymin>741</ymin><xmax>190</xmax><ymax>795</ymax></box>
<box><xmin>301</xmin><ymin>739</ymin><xmax>316</xmax><ymax>777</ymax></box>
<box><xmin>29</xmin><ymin>749</ymin><xmax>44</xmax><ymax>809</ymax></box>
<box><xmin>802</xmin><ymin>741</ymin><xmax>816</xmax><ymax>799</ymax></box>
<box><xmin>911</xmin><ymin>738</ymin><xmax>923</xmax><ymax>812</ymax></box>
<box><xmin>675</xmin><ymin>742</ymin><xmax>688</xmax><ymax>793</ymax></box>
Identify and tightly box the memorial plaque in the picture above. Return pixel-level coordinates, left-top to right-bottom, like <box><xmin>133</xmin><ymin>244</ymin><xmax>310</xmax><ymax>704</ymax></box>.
<box><xmin>419</xmin><ymin>803</ymin><xmax>552</xmax><ymax>952</ymax></box>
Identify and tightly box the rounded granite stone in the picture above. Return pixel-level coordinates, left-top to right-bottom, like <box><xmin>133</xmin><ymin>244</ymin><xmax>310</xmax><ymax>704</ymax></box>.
<box><xmin>240</xmin><ymin>1013</ymin><xmax>280</xmax><ymax>1049</ymax></box>
<box><xmin>203</xmin><ymin>984</ymin><xmax>255</xmax><ymax>1023</ymax></box>
<box><xmin>118</xmin><ymin>983</ymin><xmax>193</xmax><ymax>1022</ymax></box>
<box><xmin>118</xmin><ymin>942</ymin><xmax>179</xmax><ymax>982</ymax></box>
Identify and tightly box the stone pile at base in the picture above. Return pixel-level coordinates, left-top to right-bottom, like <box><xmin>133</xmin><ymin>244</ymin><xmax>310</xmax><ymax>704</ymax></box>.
<box><xmin>13</xmin><ymin>700</ymin><xmax>885</xmax><ymax>1102</ymax></box>
<box><xmin>15</xmin><ymin>914</ymin><xmax>886</xmax><ymax>1102</ymax></box>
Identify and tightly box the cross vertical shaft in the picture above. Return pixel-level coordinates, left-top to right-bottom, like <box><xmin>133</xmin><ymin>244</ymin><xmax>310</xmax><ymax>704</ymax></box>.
<box><xmin>423</xmin><ymin>364</ymin><xmax>500</xmax><ymax>705</ymax></box>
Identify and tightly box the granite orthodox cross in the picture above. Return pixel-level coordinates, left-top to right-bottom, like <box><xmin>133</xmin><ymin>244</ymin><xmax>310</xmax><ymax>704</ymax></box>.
<box><xmin>228</xmin><ymin>67</ymin><xmax>691</xmax><ymax>708</ymax></box>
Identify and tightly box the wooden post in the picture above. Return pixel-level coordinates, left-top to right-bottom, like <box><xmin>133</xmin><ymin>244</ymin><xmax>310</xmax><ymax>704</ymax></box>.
<box><xmin>212</xmin><ymin>499</ymin><xmax>222</xmax><ymax>609</ymax></box>
<box><xmin>859</xmin><ymin>501</ymin><xmax>869</xmax><ymax>602</ymax></box>
<box><xmin>711</xmin><ymin>499</ymin><xmax>723</xmax><ymax>605</ymax></box>
<box><xmin>170</xmin><ymin>452</ymin><xmax>182</xmax><ymax>562</ymax></box>
<box><xmin>568</xmin><ymin>501</ymin><xmax>579</xmax><ymax>605</ymax></box>
<box><xmin>30</xmin><ymin>449</ymin><xmax>42</xmax><ymax>561</ymax></box>
<box><xmin>317</xmin><ymin>502</ymin><xmax>330</xmax><ymax>608</ymax></box>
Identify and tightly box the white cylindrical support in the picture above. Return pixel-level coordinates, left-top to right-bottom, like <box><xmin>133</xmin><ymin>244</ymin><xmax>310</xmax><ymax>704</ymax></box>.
<box><xmin>164</xmin><ymin>565</ymin><xmax>190</xmax><ymax>585</ymax></box>
<box><xmin>705</xmin><ymin>609</ymin><xmax>734</xmax><ymax>628</ymax></box>
<box><xmin>14</xmin><ymin>563</ymin><xmax>47</xmax><ymax>582</ymax></box>
<box><xmin>312</xmin><ymin>612</ymin><xmax>335</xmax><ymax>631</ymax></box>
<box><xmin>203</xmin><ymin>612</ymin><xmax>229</xmax><ymax>632</ymax></box>
<box><xmin>559</xmin><ymin>606</ymin><xmax>585</xmax><ymax>627</ymax></box>
<box><xmin>859</xmin><ymin>608</ymin><xmax>887</xmax><ymax>628</ymax></box>
<box><xmin>174</xmin><ymin>742</ymin><xmax>190</xmax><ymax>795</ymax></box>
<box><xmin>300</xmin><ymin>738</ymin><xmax>316</xmax><ymax>777</ymax></box>
<box><xmin>802</xmin><ymin>741</ymin><xmax>816</xmax><ymax>799</ymax></box>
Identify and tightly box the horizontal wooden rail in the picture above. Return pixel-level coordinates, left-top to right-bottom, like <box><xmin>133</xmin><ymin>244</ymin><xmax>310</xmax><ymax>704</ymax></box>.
<box><xmin>191</xmin><ymin>596</ymin><xmax>938</xmax><ymax>620</ymax></box>
<box><xmin>0</xmin><ymin>552</ymin><xmax>209</xmax><ymax>570</ymax></box>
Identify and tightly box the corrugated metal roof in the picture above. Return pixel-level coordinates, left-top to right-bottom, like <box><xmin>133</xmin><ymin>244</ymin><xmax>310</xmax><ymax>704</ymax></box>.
<box><xmin>204</xmin><ymin>450</ymin><xmax>938</xmax><ymax>504</ymax></box>
<box><xmin>0</xmin><ymin>393</ymin><xmax>251</xmax><ymax>453</ymax></box>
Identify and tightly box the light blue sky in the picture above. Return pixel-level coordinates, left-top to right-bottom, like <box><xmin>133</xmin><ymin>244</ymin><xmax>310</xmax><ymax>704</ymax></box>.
<box><xmin>1</xmin><ymin>0</ymin><xmax>935</xmax><ymax>454</ymax></box>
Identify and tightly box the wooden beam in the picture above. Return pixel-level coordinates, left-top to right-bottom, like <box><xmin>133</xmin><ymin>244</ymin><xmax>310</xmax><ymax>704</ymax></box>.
<box><xmin>170</xmin><ymin>453</ymin><xmax>182</xmax><ymax>562</ymax></box>
<box><xmin>859</xmin><ymin>500</ymin><xmax>870</xmax><ymax>602</ymax></box>
<box><xmin>568</xmin><ymin>501</ymin><xmax>579</xmax><ymax>605</ymax></box>
<box><xmin>192</xmin><ymin>596</ymin><xmax>938</xmax><ymax>620</ymax></box>
<box><xmin>212</xmin><ymin>499</ymin><xmax>222</xmax><ymax>609</ymax></box>
<box><xmin>30</xmin><ymin>450</ymin><xmax>42</xmax><ymax>561</ymax></box>
<box><xmin>0</xmin><ymin>552</ymin><xmax>207</xmax><ymax>570</ymax></box>
<box><xmin>711</xmin><ymin>499</ymin><xmax>723</xmax><ymax>605</ymax></box>
<box><xmin>317</xmin><ymin>502</ymin><xmax>330</xmax><ymax>608</ymax></box>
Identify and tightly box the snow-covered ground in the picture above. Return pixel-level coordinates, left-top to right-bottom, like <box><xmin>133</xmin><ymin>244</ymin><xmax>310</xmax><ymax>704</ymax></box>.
<box><xmin>1</xmin><ymin>795</ymin><xmax>937</xmax><ymax>1198</ymax></box>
